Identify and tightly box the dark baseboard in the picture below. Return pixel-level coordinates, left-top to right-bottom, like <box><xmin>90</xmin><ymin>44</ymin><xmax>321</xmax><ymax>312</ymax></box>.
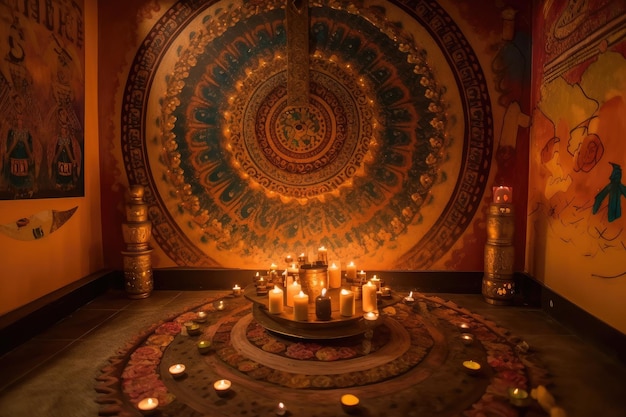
<box><xmin>0</xmin><ymin>270</ymin><xmax>119</xmax><ymax>357</ymax></box>
<box><xmin>539</xmin><ymin>286</ymin><xmax>626</xmax><ymax>364</ymax></box>
<box><xmin>3</xmin><ymin>269</ymin><xmax>623</xmax><ymax>365</ymax></box>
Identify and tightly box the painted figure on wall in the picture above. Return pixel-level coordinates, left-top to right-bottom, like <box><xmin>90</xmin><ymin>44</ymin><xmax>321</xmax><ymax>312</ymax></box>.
<box><xmin>0</xmin><ymin>3</ymin><xmax>85</xmax><ymax>199</ymax></box>
<box><xmin>528</xmin><ymin>0</ymin><xmax>626</xmax><ymax>280</ymax></box>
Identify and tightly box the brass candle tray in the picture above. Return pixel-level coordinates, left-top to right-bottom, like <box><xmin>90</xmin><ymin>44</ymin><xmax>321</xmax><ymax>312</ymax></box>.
<box><xmin>244</xmin><ymin>285</ymin><xmax>401</xmax><ymax>339</ymax></box>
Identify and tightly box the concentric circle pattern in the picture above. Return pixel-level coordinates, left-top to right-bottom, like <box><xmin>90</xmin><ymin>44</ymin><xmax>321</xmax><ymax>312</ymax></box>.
<box><xmin>122</xmin><ymin>0</ymin><xmax>492</xmax><ymax>268</ymax></box>
<box><xmin>96</xmin><ymin>292</ymin><xmax>548</xmax><ymax>417</ymax></box>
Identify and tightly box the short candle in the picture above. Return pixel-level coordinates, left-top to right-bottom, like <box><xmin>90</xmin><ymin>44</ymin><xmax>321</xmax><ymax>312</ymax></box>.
<box><xmin>341</xmin><ymin>394</ymin><xmax>360</xmax><ymax>414</ymax></box>
<box><xmin>137</xmin><ymin>397</ymin><xmax>159</xmax><ymax>413</ymax></box>
<box><xmin>315</xmin><ymin>288</ymin><xmax>332</xmax><ymax>321</ymax></box>
<box><xmin>195</xmin><ymin>311</ymin><xmax>207</xmax><ymax>323</ymax></box>
<box><xmin>213</xmin><ymin>379</ymin><xmax>231</xmax><ymax>397</ymax></box>
<box><xmin>232</xmin><ymin>284</ymin><xmax>241</xmax><ymax>296</ymax></box>
<box><xmin>460</xmin><ymin>333</ymin><xmax>474</xmax><ymax>345</ymax></box>
<box><xmin>508</xmin><ymin>387</ymin><xmax>530</xmax><ymax>407</ymax></box>
<box><xmin>340</xmin><ymin>288</ymin><xmax>355</xmax><ymax>317</ymax></box>
<box><xmin>216</xmin><ymin>300</ymin><xmax>225</xmax><ymax>311</ymax></box>
<box><xmin>403</xmin><ymin>291</ymin><xmax>415</xmax><ymax>304</ymax></box>
<box><xmin>197</xmin><ymin>340</ymin><xmax>211</xmax><ymax>354</ymax></box>
<box><xmin>275</xmin><ymin>402</ymin><xmax>287</xmax><ymax>416</ymax></box>
<box><xmin>462</xmin><ymin>360</ymin><xmax>481</xmax><ymax>375</ymax></box>
<box><xmin>168</xmin><ymin>363</ymin><xmax>186</xmax><ymax>377</ymax></box>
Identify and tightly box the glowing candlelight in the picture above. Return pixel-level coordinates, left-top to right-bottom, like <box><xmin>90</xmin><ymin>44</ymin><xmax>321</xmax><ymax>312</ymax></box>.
<box><xmin>195</xmin><ymin>311</ymin><xmax>207</xmax><ymax>323</ymax></box>
<box><xmin>328</xmin><ymin>262</ymin><xmax>341</xmax><ymax>288</ymax></box>
<box><xmin>197</xmin><ymin>340</ymin><xmax>211</xmax><ymax>354</ymax></box>
<box><xmin>168</xmin><ymin>363</ymin><xmax>186</xmax><ymax>378</ymax></box>
<box><xmin>346</xmin><ymin>261</ymin><xmax>357</xmax><ymax>281</ymax></box>
<box><xmin>216</xmin><ymin>300</ymin><xmax>225</xmax><ymax>311</ymax></box>
<box><xmin>137</xmin><ymin>397</ymin><xmax>159</xmax><ymax>413</ymax></box>
<box><xmin>293</xmin><ymin>291</ymin><xmax>309</xmax><ymax>321</ymax></box>
<box><xmin>317</xmin><ymin>246</ymin><xmax>328</xmax><ymax>264</ymax></box>
<box><xmin>315</xmin><ymin>288</ymin><xmax>332</xmax><ymax>321</ymax></box>
<box><xmin>232</xmin><ymin>284</ymin><xmax>241</xmax><ymax>296</ymax></box>
<box><xmin>341</xmin><ymin>394</ymin><xmax>360</xmax><ymax>413</ymax></box>
<box><xmin>286</xmin><ymin>280</ymin><xmax>301</xmax><ymax>307</ymax></box>
<box><xmin>462</xmin><ymin>360</ymin><xmax>482</xmax><ymax>375</ymax></box>
<box><xmin>362</xmin><ymin>280</ymin><xmax>377</xmax><ymax>313</ymax></box>
<box><xmin>508</xmin><ymin>387</ymin><xmax>530</xmax><ymax>407</ymax></box>
<box><xmin>460</xmin><ymin>333</ymin><xmax>474</xmax><ymax>345</ymax></box>
<box><xmin>404</xmin><ymin>291</ymin><xmax>415</xmax><ymax>304</ymax></box>
<box><xmin>213</xmin><ymin>379</ymin><xmax>231</xmax><ymax>397</ymax></box>
<box><xmin>370</xmin><ymin>275</ymin><xmax>381</xmax><ymax>291</ymax></box>
<box><xmin>340</xmin><ymin>288</ymin><xmax>355</xmax><ymax>317</ymax></box>
<box><xmin>275</xmin><ymin>402</ymin><xmax>286</xmax><ymax>416</ymax></box>
<box><xmin>269</xmin><ymin>286</ymin><xmax>284</xmax><ymax>314</ymax></box>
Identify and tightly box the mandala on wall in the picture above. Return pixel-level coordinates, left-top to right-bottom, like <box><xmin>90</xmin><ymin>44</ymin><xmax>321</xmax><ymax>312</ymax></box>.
<box><xmin>122</xmin><ymin>0</ymin><xmax>493</xmax><ymax>269</ymax></box>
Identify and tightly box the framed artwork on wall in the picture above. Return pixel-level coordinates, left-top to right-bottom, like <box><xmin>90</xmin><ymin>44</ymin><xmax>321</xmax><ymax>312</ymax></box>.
<box><xmin>0</xmin><ymin>1</ymin><xmax>85</xmax><ymax>199</ymax></box>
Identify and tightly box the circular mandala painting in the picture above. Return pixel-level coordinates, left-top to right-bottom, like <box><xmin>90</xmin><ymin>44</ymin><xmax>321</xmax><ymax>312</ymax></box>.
<box><xmin>122</xmin><ymin>0</ymin><xmax>492</xmax><ymax>268</ymax></box>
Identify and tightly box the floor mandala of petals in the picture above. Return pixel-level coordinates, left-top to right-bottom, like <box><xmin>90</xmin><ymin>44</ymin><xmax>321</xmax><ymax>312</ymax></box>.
<box><xmin>96</xmin><ymin>293</ymin><xmax>550</xmax><ymax>417</ymax></box>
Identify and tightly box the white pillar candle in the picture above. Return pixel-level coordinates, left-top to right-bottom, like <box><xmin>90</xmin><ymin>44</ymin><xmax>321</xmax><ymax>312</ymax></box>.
<box><xmin>293</xmin><ymin>291</ymin><xmax>309</xmax><ymax>321</ymax></box>
<box><xmin>370</xmin><ymin>275</ymin><xmax>381</xmax><ymax>291</ymax></box>
<box><xmin>286</xmin><ymin>280</ymin><xmax>301</xmax><ymax>307</ymax></box>
<box><xmin>339</xmin><ymin>288</ymin><xmax>355</xmax><ymax>317</ymax></box>
<box><xmin>328</xmin><ymin>262</ymin><xmax>341</xmax><ymax>288</ymax></box>
<box><xmin>362</xmin><ymin>280</ymin><xmax>377</xmax><ymax>313</ymax></box>
<box><xmin>317</xmin><ymin>246</ymin><xmax>328</xmax><ymax>264</ymax></box>
<box><xmin>268</xmin><ymin>286</ymin><xmax>284</xmax><ymax>314</ymax></box>
<box><xmin>346</xmin><ymin>261</ymin><xmax>357</xmax><ymax>281</ymax></box>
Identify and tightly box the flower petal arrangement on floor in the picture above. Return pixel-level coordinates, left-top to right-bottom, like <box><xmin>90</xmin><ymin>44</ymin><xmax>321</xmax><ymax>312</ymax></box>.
<box><xmin>96</xmin><ymin>292</ymin><xmax>550</xmax><ymax>417</ymax></box>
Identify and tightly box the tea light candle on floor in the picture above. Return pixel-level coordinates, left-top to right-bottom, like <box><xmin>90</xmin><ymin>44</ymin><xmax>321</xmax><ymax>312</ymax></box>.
<box><xmin>293</xmin><ymin>291</ymin><xmax>309</xmax><ymax>321</ymax></box>
<box><xmin>195</xmin><ymin>311</ymin><xmax>207</xmax><ymax>323</ymax></box>
<box><xmin>137</xmin><ymin>397</ymin><xmax>159</xmax><ymax>414</ymax></box>
<box><xmin>460</xmin><ymin>333</ymin><xmax>474</xmax><ymax>345</ymax></box>
<box><xmin>457</xmin><ymin>322</ymin><xmax>471</xmax><ymax>331</ymax></box>
<box><xmin>216</xmin><ymin>300</ymin><xmax>225</xmax><ymax>311</ymax></box>
<box><xmin>213</xmin><ymin>379</ymin><xmax>231</xmax><ymax>397</ymax></box>
<box><xmin>286</xmin><ymin>280</ymin><xmax>301</xmax><ymax>307</ymax></box>
<box><xmin>197</xmin><ymin>340</ymin><xmax>211</xmax><ymax>354</ymax></box>
<box><xmin>362</xmin><ymin>280</ymin><xmax>377</xmax><ymax>313</ymax></box>
<box><xmin>462</xmin><ymin>360</ymin><xmax>481</xmax><ymax>375</ymax></box>
<box><xmin>340</xmin><ymin>288</ymin><xmax>355</xmax><ymax>317</ymax></box>
<box><xmin>269</xmin><ymin>286</ymin><xmax>284</xmax><ymax>314</ymax></box>
<box><xmin>275</xmin><ymin>402</ymin><xmax>287</xmax><ymax>416</ymax></box>
<box><xmin>168</xmin><ymin>363</ymin><xmax>186</xmax><ymax>378</ymax></box>
<box><xmin>508</xmin><ymin>387</ymin><xmax>530</xmax><ymax>407</ymax></box>
<box><xmin>328</xmin><ymin>262</ymin><xmax>341</xmax><ymax>288</ymax></box>
<box><xmin>232</xmin><ymin>284</ymin><xmax>242</xmax><ymax>296</ymax></box>
<box><xmin>341</xmin><ymin>393</ymin><xmax>360</xmax><ymax>414</ymax></box>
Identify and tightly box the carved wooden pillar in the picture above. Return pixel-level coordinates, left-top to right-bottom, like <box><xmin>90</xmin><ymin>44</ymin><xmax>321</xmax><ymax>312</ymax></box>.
<box><xmin>121</xmin><ymin>185</ymin><xmax>153</xmax><ymax>299</ymax></box>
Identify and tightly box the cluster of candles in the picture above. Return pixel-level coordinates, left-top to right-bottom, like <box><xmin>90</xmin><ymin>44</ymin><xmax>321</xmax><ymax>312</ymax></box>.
<box><xmin>262</xmin><ymin>267</ymin><xmax>387</xmax><ymax>321</ymax></box>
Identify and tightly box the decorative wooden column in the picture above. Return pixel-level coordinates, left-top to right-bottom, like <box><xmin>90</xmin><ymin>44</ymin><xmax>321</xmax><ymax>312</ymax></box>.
<box><xmin>121</xmin><ymin>185</ymin><xmax>153</xmax><ymax>299</ymax></box>
<box><xmin>482</xmin><ymin>187</ymin><xmax>515</xmax><ymax>305</ymax></box>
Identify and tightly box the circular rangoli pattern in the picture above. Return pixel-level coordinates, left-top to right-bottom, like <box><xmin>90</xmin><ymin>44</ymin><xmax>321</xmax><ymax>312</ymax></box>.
<box><xmin>97</xmin><ymin>293</ymin><xmax>549</xmax><ymax>417</ymax></box>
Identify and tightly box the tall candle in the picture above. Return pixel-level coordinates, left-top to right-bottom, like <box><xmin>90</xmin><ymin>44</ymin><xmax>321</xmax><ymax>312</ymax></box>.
<box><xmin>286</xmin><ymin>280</ymin><xmax>301</xmax><ymax>307</ymax></box>
<box><xmin>268</xmin><ymin>286</ymin><xmax>284</xmax><ymax>314</ymax></box>
<box><xmin>370</xmin><ymin>275</ymin><xmax>381</xmax><ymax>291</ymax></box>
<box><xmin>340</xmin><ymin>288</ymin><xmax>355</xmax><ymax>317</ymax></box>
<box><xmin>315</xmin><ymin>288</ymin><xmax>332</xmax><ymax>320</ymax></box>
<box><xmin>346</xmin><ymin>261</ymin><xmax>357</xmax><ymax>281</ymax></box>
<box><xmin>317</xmin><ymin>246</ymin><xmax>328</xmax><ymax>264</ymax></box>
<box><xmin>362</xmin><ymin>280</ymin><xmax>377</xmax><ymax>313</ymax></box>
<box><xmin>328</xmin><ymin>262</ymin><xmax>341</xmax><ymax>288</ymax></box>
<box><xmin>293</xmin><ymin>291</ymin><xmax>309</xmax><ymax>321</ymax></box>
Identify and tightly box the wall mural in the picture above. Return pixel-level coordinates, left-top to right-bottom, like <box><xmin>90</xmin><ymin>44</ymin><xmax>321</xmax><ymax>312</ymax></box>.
<box><xmin>121</xmin><ymin>0</ymin><xmax>494</xmax><ymax>269</ymax></box>
<box><xmin>528</xmin><ymin>0</ymin><xmax>626</xmax><ymax>279</ymax></box>
<box><xmin>0</xmin><ymin>0</ymin><xmax>85</xmax><ymax>200</ymax></box>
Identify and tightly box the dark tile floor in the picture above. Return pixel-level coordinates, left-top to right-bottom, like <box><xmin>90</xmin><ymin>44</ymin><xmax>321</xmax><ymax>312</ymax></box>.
<box><xmin>0</xmin><ymin>290</ymin><xmax>624</xmax><ymax>417</ymax></box>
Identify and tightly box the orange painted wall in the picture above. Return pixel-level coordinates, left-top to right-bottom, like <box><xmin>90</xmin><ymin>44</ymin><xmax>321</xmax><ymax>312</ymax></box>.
<box><xmin>0</xmin><ymin>1</ymin><xmax>102</xmax><ymax>316</ymax></box>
